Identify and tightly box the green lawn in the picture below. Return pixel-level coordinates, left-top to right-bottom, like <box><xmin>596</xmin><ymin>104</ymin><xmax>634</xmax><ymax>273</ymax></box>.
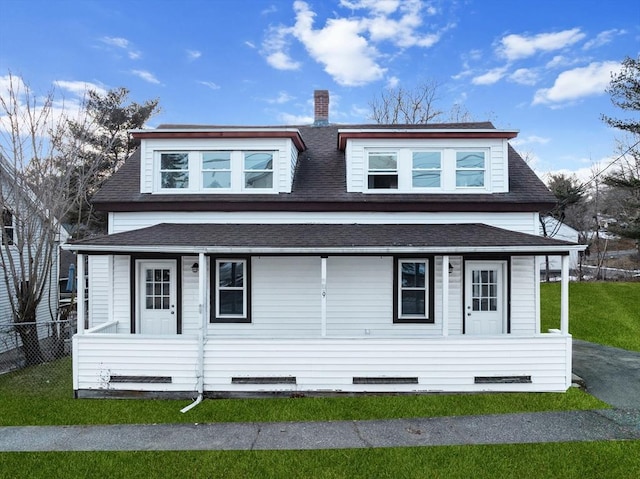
<box><xmin>0</xmin><ymin>356</ymin><xmax>607</xmax><ymax>426</ymax></box>
<box><xmin>2</xmin><ymin>442</ymin><xmax>639</xmax><ymax>478</ymax></box>
<box><xmin>541</xmin><ymin>282</ymin><xmax>640</xmax><ymax>351</ymax></box>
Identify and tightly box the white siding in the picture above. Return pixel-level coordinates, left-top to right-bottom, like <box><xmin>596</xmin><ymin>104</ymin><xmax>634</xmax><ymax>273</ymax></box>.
<box><xmin>73</xmin><ymin>334</ymin><xmax>199</xmax><ymax>392</ymax></box>
<box><xmin>209</xmin><ymin>256</ymin><xmax>321</xmax><ymax>337</ymax></box>
<box><xmin>181</xmin><ymin>256</ymin><xmax>203</xmax><ymax>335</ymax></box>
<box><xmin>113</xmin><ymin>256</ymin><xmax>131</xmax><ymax>334</ymax></box>
<box><xmin>511</xmin><ymin>256</ymin><xmax>537</xmax><ymax>335</ymax></box>
<box><xmin>203</xmin><ymin>336</ymin><xmax>571</xmax><ymax>393</ymax></box>
<box><xmin>110</xmin><ymin>211</ymin><xmax>540</xmax><ymax>235</ymax></box>
<box><xmin>88</xmin><ymin>256</ymin><xmax>110</xmax><ymax>328</ymax></box>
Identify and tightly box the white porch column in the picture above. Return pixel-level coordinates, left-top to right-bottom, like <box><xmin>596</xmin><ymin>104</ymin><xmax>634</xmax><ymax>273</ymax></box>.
<box><xmin>321</xmin><ymin>256</ymin><xmax>327</xmax><ymax>337</ymax></box>
<box><xmin>560</xmin><ymin>254</ymin><xmax>569</xmax><ymax>334</ymax></box>
<box><xmin>442</xmin><ymin>255</ymin><xmax>449</xmax><ymax>336</ymax></box>
<box><xmin>76</xmin><ymin>253</ymin><xmax>85</xmax><ymax>335</ymax></box>
<box><xmin>196</xmin><ymin>252</ymin><xmax>207</xmax><ymax>394</ymax></box>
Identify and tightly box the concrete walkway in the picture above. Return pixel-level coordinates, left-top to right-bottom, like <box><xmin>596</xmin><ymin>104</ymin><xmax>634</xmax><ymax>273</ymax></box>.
<box><xmin>1</xmin><ymin>409</ymin><xmax>639</xmax><ymax>452</ymax></box>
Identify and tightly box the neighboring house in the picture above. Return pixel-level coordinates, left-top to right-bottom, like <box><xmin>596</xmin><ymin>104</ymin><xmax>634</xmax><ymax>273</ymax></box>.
<box><xmin>66</xmin><ymin>91</ymin><xmax>583</xmax><ymax>398</ymax></box>
<box><xmin>539</xmin><ymin>216</ymin><xmax>581</xmax><ymax>275</ymax></box>
<box><xmin>0</xmin><ymin>156</ymin><xmax>64</xmax><ymax>358</ymax></box>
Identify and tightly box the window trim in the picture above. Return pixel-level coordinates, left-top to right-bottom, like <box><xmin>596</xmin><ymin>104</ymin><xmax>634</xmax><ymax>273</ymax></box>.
<box><xmin>2</xmin><ymin>209</ymin><xmax>14</xmax><ymax>246</ymax></box>
<box><xmin>154</xmin><ymin>150</ymin><xmax>278</xmax><ymax>194</ymax></box>
<box><xmin>393</xmin><ymin>257</ymin><xmax>435</xmax><ymax>324</ymax></box>
<box><xmin>366</xmin><ymin>150</ymin><xmax>399</xmax><ymax>190</ymax></box>
<box><xmin>211</xmin><ymin>258</ymin><xmax>251</xmax><ymax>323</ymax></box>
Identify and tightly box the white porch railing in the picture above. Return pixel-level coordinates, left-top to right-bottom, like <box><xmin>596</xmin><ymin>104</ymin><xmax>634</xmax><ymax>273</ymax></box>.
<box><xmin>85</xmin><ymin>321</ymin><xmax>119</xmax><ymax>334</ymax></box>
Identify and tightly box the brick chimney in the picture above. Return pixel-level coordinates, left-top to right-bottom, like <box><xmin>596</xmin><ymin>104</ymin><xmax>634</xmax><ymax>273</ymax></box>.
<box><xmin>313</xmin><ymin>90</ymin><xmax>329</xmax><ymax>126</ymax></box>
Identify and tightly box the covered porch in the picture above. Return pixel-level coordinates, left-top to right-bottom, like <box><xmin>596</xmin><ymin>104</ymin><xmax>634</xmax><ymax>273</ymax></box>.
<box><xmin>67</xmin><ymin>223</ymin><xmax>583</xmax><ymax>397</ymax></box>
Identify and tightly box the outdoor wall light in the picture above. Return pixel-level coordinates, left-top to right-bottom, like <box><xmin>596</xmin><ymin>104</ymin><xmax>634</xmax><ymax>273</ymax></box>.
<box><xmin>191</xmin><ymin>262</ymin><xmax>199</xmax><ymax>274</ymax></box>
<box><xmin>448</xmin><ymin>262</ymin><xmax>454</xmax><ymax>274</ymax></box>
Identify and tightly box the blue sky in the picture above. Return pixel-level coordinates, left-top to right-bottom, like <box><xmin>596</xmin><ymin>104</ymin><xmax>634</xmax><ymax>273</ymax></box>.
<box><xmin>1</xmin><ymin>0</ymin><xmax>638</xmax><ymax>181</ymax></box>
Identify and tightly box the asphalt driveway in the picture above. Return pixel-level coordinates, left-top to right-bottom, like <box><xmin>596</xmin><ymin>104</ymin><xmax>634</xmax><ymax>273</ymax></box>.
<box><xmin>573</xmin><ymin>339</ymin><xmax>640</xmax><ymax>409</ymax></box>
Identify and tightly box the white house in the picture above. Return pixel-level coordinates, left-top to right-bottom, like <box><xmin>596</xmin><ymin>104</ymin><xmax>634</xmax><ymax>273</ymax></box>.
<box><xmin>65</xmin><ymin>91</ymin><xmax>583</xmax><ymax>399</ymax></box>
<box><xmin>539</xmin><ymin>216</ymin><xmax>581</xmax><ymax>275</ymax></box>
<box><xmin>0</xmin><ymin>156</ymin><xmax>63</xmax><ymax>363</ymax></box>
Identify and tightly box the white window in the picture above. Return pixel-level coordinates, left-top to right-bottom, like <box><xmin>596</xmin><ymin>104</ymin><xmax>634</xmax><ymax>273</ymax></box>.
<box><xmin>412</xmin><ymin>151</ymin><xmax>441</xmax><ymax>188</ymax></box>
<box><xmin>367</xmin><ymin>151</ymin><xmax>398</xmax><ymax>189</ymax></box>
<box><xmin>396</xmin><ymin>259</ymin><xmax>431</xmax><ymax>322</ymax></box>
<box><xmin>160</xmin><ymin>152</ymin><xmax>189</xmax><ymax>189</ymax></box>
<box><xmin>214</xmin><ymin>259</ymin><xmax>249</xmax><ymax>322</ymax></box>
<box><xmin>155</xmin><ymin>150</ymin><xmax>277</xmax><ymax>193</ymax></box>
<box><xmin>456</xmin><ymin>151</ymin><xmax>485</xmax><ymax>188</ymax></box>
<box><xmin>2</xmin><ymin>209</ymin><xmax>14</xmax><ymax>245</ymax></box>
<box><xmin>243</xmin><ymin>152</ymin><xmax>274</xmax><ymax>189</ymax></box>
<box><xmin>202</xmin><ymin>151</ymin><xmax>231</xmax><ymax>189</ymax></box>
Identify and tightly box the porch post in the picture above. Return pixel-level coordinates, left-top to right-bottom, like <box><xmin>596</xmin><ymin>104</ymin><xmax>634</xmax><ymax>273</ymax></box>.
<box><xmin>560</xmin><ymin>254</ymin><xmax>569</xmax><ymax>334</ymax></box>
<box><xmin>321</xmin><ymin>256</ymin><xmax>327</xmax><ymax>337</ymax></box>
<box><xmin>76</xmin><ymin>253</ymin><xmax>85</xmax><ymax>335</ymax></box>
<box><xmin>196</xmin><ymin>252</ymin><xmax>206</xmax><ymax>395</ymax></box>
<box><xmin>442</xmin><ymin>255</ymin><xmax>449</xmax><ymax>336</ymax></box>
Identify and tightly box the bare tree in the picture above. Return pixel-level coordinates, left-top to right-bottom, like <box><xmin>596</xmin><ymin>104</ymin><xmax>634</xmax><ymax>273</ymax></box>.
<box><xmin>0</xmin><ymin>73</ymin><xmax>98</xmax><ymax>365</ymax></box>
<box><xmin>368</xmin><ymin>80</ymin><xmax>445</xmax><ymax>124</ymax></box>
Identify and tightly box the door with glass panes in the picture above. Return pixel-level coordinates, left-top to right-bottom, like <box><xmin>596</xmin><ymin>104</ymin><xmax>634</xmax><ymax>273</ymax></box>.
<box><xmin>464</xmin><ymin>261</ymin><xmax>506</xmax><ymax>335</ymax></box>
<box><xmin>137</xmin><ymin>260</ymin><xmax>177</xmax><ymax>335</ymax></box>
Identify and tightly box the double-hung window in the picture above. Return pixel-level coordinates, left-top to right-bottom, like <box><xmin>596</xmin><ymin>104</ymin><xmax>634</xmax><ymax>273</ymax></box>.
<box><xmin>244</xmin><ymin>152</ymin><xmax>274</xmax><ymax>189</ymax></box>
<box><xmin>456</xmin><ymin>151</ymin><xmax>485</xmax><ymax>187</ymax></box>
<box><xmin>412</xmin><ymin>151</ymin><xmax>441</xmax><ymax>188</ymax></box>
<box><xmin>213</xmin><ymin>259</ymin><xmax>249</xmax><ymax>322</ymax></box>
<box><xmin>2</xmin><ymin>209</ymin><xmax>14</xmax><ymax>245</ymax></box>
<box><xmin>367</xmin><ymin>152</ymin><xmax>398</xmax><ymax>189</ymax></box>
<box><xmin>160</xmin><ymin>152</ymin><xmax>190</xmax><ymax>189</ymax></box>
<box><xmin>395</xmin><ymin>259</ymin><xmax>432</xmax><ymax>323</ymax></box>
<box><xmin>202</xmin><ymin>151</ymin><xmax>232</xmax><ymax>189</ymax></box>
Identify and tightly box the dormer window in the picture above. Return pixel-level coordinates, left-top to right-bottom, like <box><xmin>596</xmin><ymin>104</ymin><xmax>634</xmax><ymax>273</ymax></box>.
<box><xmin>244</xmin><ymin>152</ymin><xmax>274</xmax><ymax>189</ymax></box>
<box><xmin>456</xmin><ymin>151</ymin><xmax>485</xmax><ymax>188</ymax></box>
<box><xmin>412</xmin><ymin>151</ymin><xmax>441</xmax><ymax>188</ymax></box>
<box><xmin>202</xmin><ymin>152</ymin><xmax>231</xmax><ymax>189</ymax></box>
<box><xmin>155</xmin><ymin>150</ymin><xmax>278</xmax><ymax>193</ymax></box>
<box><xmin>367</xmin><ymin>152</ymin><xmax>398</xmax><ymax>189</ymax></box>
<box><xmin>160</xmin><ymin>153</ymin><xmax>189</xmax><ymax>189</ymax></box>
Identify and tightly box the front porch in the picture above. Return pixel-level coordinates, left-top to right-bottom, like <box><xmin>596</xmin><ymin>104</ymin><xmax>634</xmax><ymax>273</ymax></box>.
<box><xmin>73</xmin><ymin>325</ymin><xmax>572</xmax><ymax>397</ymax></box>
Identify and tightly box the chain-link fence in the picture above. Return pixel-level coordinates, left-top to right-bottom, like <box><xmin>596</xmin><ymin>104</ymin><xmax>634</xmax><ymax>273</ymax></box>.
<box><xmin>0</xmin><ymin>312</ymin><xmax>75</xmax><ymax>376</ymax></box>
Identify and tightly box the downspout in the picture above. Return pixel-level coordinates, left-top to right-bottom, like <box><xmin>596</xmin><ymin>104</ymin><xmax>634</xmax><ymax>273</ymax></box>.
<box><xmin>181</xmin><ymin>252</ymin><xmax>206</xmax><ymax>413</ymax></box>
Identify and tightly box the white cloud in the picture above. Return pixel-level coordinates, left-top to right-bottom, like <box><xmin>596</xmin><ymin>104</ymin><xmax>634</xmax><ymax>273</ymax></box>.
<box><xmin>187</xmin><ymin>50</ymin><xmax>202</xmax><ymax>61</ymax></box>
<box><xmin>508</xmin><ymin>68</ymin><xmax>539</xmax><ymax>86</ymax></box>
<box><xmin>245</xmin><ymin>41</ymin><xmax>256</xmax><ymax>49</ymax></box>
<box><xmin>100</xmin><ymin>36</ymin><xmax>141</xmax><ymax>60</ymax></box>
<box><xmin>533</xmin><ymin>61</ymin><xmax>621</xmax><ymax>106</ymax></box>
<box><xmin>261</xmin><ymin>0</ymin><xmax>444</xmax><ymax>86</ymax></box>
<box><xmin>583</xmin><ymin>29</ymin><xmax>626</xmax><ymax>50</ymax></box>
<box><xmin>278</xmin><ymin>112</ymin><xmax>313</xmax><ymax>124</ymax></box>
<box><xmin>266</xmin><ymin>91</ymin><xmax>294</xmax><ymax>104</ymax></box>
<box><xmin>386</xmin><ymin>76</ymin><xmax>400</xmax><ymax>88</ymax></box>
<box><xmin>53</xmin><ymin>80</ymin><xmax>107</xmax><ymax>97</ymax></box>
<box><xmin>198</xmin><ymin>81</ymin><xmax>220</xmax><ymax>90</ymax></box>
<box><xmin>511</xmin><ymin>135</ymin><xmax>550</xmax><ymax>147</ymax></box>
<box><xmin>131</xmin><ymin>70</ymin><xmax>161</xmax><ymax>85</ymax></box>
<box><xmin>472</xmin><ymin>66</ymin><xmax>508</xmax><ymax>85</ymax></box>
<box><xmin>498</xmin><ymin>28</ymin><xmax>586</xmax><ymax>61</ymax></box>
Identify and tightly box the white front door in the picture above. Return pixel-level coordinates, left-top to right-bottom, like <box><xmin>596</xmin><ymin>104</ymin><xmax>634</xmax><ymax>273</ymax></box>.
<box><xmin>465</xmin><ymin>261</ymin><xmax>506</xmax><ymax>335</ymax></box>
<box><xmin>137</xmin><ymin>260</ymin><xmax>177</xmax><ymax>335</ymax></box>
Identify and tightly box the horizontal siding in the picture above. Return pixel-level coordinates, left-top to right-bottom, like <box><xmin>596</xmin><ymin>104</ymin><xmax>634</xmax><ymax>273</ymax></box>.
<box><xmin>110</xmin><ymin>211</ymin><xmax>539</xmax><ymax>235</ymax></box>
<box><xmin>511</xmin><ymin>256</ymin><xmax>536</xmax><ymax>335</ymax></box>
<box><xmin>74</xmin><ymin>335</ymin><xmax>199</xmax><ymax>392</ymax></box>
<box><xmin>88</xmin><ymin>256</ymin><xmax>109</xmax><ymax>328</ymax></box>
<box><xmin>113</xmin><ymin>256</ymin><xmax>130</xmax><ymax>334</ymax></box>
<box><xmin>181</xmin><ymin>256</ymin><xmax>203</xmax><ymax>335</ymax></box>
<box><xmin>209</xmin><ymin>256</ymin><xmax>321</xmax><ymax>337</ymax></box>
<box><xmin>203</xmin><ymin>336</ymin><xmax>571</xmax><ymax>393</ymax></box>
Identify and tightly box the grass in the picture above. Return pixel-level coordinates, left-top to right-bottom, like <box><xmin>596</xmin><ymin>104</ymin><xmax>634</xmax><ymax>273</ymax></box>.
<box><xmin>0</xmin><ymin>356</ymin><xmax>608</xmax><ymax>426</ymax></box>
<box><xmin>1</xmin><ymin>442</ymin><xmax>640</xmax><ymax>478</ymax></box>
<box><xmin>541</xmin><ymin>282</ymin><xmax>640</xmax><ymax>352</ymax></box>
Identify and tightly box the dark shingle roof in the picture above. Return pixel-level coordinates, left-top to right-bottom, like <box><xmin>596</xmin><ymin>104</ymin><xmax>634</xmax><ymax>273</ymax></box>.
<box><xmin>93</xmin><ymin>124</ymin><xmax>556</xmax><ymax>213</ymax></box>
<box><xmin>69</xmin><ymin>222</ymin><xmax>577</xmax><ymax>253</ymax></box>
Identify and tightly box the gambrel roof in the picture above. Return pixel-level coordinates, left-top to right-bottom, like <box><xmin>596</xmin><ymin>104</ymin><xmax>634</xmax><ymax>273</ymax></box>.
<box><xmin>92</xmin><ymin>123</ymin><xmax>557</xmax><ymax>213</ymax></box>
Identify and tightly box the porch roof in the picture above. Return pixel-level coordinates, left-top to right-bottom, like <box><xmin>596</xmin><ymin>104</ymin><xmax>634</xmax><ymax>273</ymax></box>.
<box><xmin>65</xmin><ymin>223</ymin><xmax>584</xmax><ymax>255</ymax></box>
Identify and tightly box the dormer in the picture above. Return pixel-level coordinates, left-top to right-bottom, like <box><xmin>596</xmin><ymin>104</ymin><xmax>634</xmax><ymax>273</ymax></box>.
<box><xmin>132</xmin><ymin>127</ymin><xmax>306</xmax><ymax>194</ymax></box>
<box><xmin>338</xmin><ymin>126</ymin><xmax>518</xmax><ymax>194</ymax></box>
